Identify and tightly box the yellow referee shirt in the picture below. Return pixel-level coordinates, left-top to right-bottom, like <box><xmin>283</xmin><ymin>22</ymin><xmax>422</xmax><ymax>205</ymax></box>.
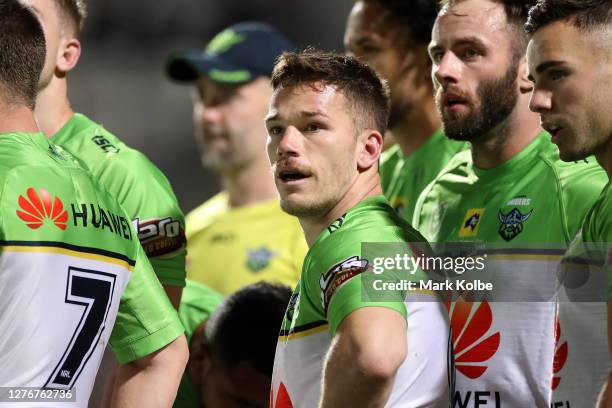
<box><xmin>185</xmin><ymin>192</ymin><xmax>306</xmax><ymax>295</ymax></box>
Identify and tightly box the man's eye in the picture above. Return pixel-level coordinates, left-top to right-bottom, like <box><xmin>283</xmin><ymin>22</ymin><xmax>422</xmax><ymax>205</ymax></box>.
<box><xmin>430</xmin><ymin>51</ymin><xmax>443</xmax><ymax>64</ymax></box>
<box><xmin>463</xmin><ymin>48</ymin><xmax>479</xmax><ymax>59</ymax></box>
<box><xmin>305</xmin><ymin>123</ymin><xmax>321</xmax><ymax>132</ymax></box>
<box><xmin>268</xmin><ymin>126</ymin><xmax>283</xmax><ymax>136</ymax></box>
<box><xmin>550</xmin><ymin>70</ymin><xmax>567</xmax><ymax>81</ymax></box>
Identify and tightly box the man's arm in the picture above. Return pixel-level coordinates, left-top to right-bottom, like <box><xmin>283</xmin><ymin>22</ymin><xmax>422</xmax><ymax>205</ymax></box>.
<box><xmin>597</xmin><ymin>302</ymin><xmax>612</xmax><ymax>407</ymax></box>
<box><xmin>163</xmin><ymin>284</ymin><xmax>183</xmax><ymax>310</ymax></box>
<box><xmin>107</xmin><ymin>334</ymin><xmax>188</xmax><ymax>408</ymax></box>
<box><xmin>319</xmin><ymin>307</ymin><xmax>407</xmax><ymax>408</ymax></box>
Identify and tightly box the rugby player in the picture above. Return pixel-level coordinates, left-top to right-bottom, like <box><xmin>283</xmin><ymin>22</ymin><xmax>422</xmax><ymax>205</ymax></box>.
<box><xmin>166</xmin><ymin>22</ymin><xmax>306</xmax><ymax>295</ymax></box>
<box><xmin>0</xmin><ymin>1</ymin><xmax>187</xmax><ymax>406</ymax></box>
<box><xmin>413</xmin><ymin>0</ymin><xmax>609</xmax><ymax>406</ymax></box>
<box><xmin>25</xmin><ymin>0</ymin><xmax>186</xmax><ymax>309</ymax></box>
<box><xmin>344</xmin><ymin>0</ymin><xmax>466</xmax><ymax>221</ymax></box>
<box><xmin>266</xmin><ymin>50</ymin><xmax>450</xmax><ymax>408</ymax></box>
<box><xmin>526</xmin><ymin>0</ymin><xmax>612</xmax><ymax>405</ymax></box>
<box><xmin>175</xmin><ymin>281</ymin><xmax>291</xmax><ymax>408</ymax></box>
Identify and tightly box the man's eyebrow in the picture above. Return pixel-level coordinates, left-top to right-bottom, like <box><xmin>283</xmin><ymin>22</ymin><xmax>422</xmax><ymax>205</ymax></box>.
<box><xmin>265</xmin><ymin>110</ymin><xmax>329</xmax><ymax>122</ymax></box>
<box><xmin>535</xmin><ymin>60</ymin><xmax>566</xmax><ymax>75</ymax></box>
<box><xmin>429</xmin><ymin>36</ymin><xmax>487</xmax><ymax>52</ymax></box>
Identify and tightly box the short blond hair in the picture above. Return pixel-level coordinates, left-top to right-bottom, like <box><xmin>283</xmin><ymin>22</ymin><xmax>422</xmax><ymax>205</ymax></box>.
<box><xmin>53</xmin><ymin>0</ymin><xmax>86</xmax><ymax>36</ymax></box>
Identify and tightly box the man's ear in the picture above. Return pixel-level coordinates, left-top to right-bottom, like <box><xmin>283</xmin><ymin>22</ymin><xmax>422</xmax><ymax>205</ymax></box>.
<box><xmin>188</xmin><ymin>322</ymin><xmax>213</xmax><ymax>385</ymax></box>
<box><xmin>518</xmin><ymin>56</ymin><xmax>533</xmax><ymax>94</ymax></box>
<box><xmin>56</xmin><ymin>37</ymin><xmax>81</xmax><ymax>75</ymax></box>
<box><xmin>357</xmin><ymin>129</ymin><xmax>384</xmax><ymax>171</ymax></box>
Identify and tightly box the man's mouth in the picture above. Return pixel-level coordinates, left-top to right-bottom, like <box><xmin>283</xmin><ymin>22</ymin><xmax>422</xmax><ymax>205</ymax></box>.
<box><xmin>278</xmin><ymin>169</ymin><xmax>310</xmax><ymax>183</ymax></box>
<box><xmin>541</xmin><ymin>122</ymin><xmax>564</xmax><ymax>141</ymax></box>
<box><xmin>442</xmin><ymin>92</ymin><xmax>469</xmax><ymax>111</ymax></box>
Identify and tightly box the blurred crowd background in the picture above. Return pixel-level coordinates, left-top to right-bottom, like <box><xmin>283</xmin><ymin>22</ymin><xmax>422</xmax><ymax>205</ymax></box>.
<box><xmin>68</xmin><ymin>0</ymin><xmax>355</xmax><ymax>212</ymax></box>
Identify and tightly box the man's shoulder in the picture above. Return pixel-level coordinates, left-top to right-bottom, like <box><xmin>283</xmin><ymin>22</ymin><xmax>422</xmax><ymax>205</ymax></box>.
<box><xmin>56</xmin><ymin>114</ymin><xmax>163</xmax><ymax>178</ymax></box>
<box><xmin>185</xmin><ymin>192</ymin><xmax>230</xmax><ymax>237</ymax></box>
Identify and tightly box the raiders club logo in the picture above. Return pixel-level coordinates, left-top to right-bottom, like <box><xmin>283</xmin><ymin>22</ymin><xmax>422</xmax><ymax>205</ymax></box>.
<box><xmin>498</xmin><ymin>208</ymin><xmax>532</xmax><ymax>241</ymax></box>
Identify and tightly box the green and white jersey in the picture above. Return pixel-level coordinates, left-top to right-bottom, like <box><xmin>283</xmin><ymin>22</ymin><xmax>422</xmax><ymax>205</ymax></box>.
<box><xmin>0</xmin><ymin>133</ymin><xmax>183</xmax><ymax>407</ymax></box>
<box><xmin>174</xmin><ymin>280</ymin><xmax>223</xmax><ymax>408</ymax></box>
<box><xmin>380</xmin><ymin>129</ymin><xmax>467</xmax><ymax>222</ymax></box>
<box><xmin>413</xmin><ymin>133</ymin><xmax>608</xmax><ymax>407</ymax></box>
<box><xmin>271</xmin><ymin>196</ymin><xmax>451</xmax><ymax>408</ymax></box>
<box><xmin>553</xmin><ymin>181</ymin><xmax>612</xmax><ymax>407</ymax></box>
<box><xmin>53</xmin><ymin>114</ymin><xmax>186</xmax><ymax>287</ymax></box>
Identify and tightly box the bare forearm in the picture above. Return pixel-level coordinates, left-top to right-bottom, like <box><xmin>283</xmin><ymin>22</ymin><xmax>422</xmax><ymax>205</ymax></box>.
<box><xmin>108</xmin><ymin>335</ymin><xmax>188</xmax><ymax>408</ymax></box>
<box><xmin>319</xmin><ymin>340</ymin><xmax>396</xmax><ymax>408</ymax></box>
<box><xmin>598</xmin><ymin>371</ymin><xmax>612</xmax><ymax>408</ymax></box>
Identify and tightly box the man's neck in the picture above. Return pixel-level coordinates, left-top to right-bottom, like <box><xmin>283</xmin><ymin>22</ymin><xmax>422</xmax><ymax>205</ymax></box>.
<box><xmin>300</xmin><ymin>171</ymin><xmax>382</xmax><ymax>247</ymax></box>
<box><xmin>596</xmin><ymin>136</ymin><xmax>612</xmax><ymax>179</ymax></box>
<box><xmin>0</xmin><ymin>103</ymin><xmax>39</xmax><ymax>133</ymax></box>
<box><xmin>35</xmin><ymin>77</ymin><xmax>74</xmax><ymax>138</ymax></box>
<box><xmin>471</xmin><ymin>99</ymin><xmax>542</xmax><ymax>169</ymax></box>
<box><xmin>221</xmin><ymin>155</ymin><xmax>278</xmax><ymax>208</ymax></box>
<box><xmin>391</xmin><ymin>96</ymin><xmax>441</xmax><ymax>157</ymax></box>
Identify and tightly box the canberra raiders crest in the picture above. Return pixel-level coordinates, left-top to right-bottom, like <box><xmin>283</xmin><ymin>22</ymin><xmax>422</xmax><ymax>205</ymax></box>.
<box><xmin>498</xmin><ymin>208</ymin><xmax>532</xmax><ymax>241</ymax></box>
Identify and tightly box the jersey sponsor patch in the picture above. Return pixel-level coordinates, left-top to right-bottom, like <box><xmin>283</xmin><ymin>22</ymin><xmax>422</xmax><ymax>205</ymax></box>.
<box><xmin>17</xmin><ymin>187</ymin><xmax>68</xmax><ymax>231</ymax></box>
<box><xmin>460</xmin><ymin>208</ymin><xmax>485</xmax><ymax>237</ymax></box>
<box><xmin>327</xmin><ymin>214</ymin><xmax>346</xmax><ymax>234</ymax></box>
<box><xmin>132</xmin><ymin>217</ymin><xmax>186</xmax><ymax>257</ymax></box>
<box><xmin>91</xmin><ymin>135</ymin><xmax>120</xmax><ymax>153</ymax></box>
<box><xmin>498</xmin><ymin>208</ymin><xmax>533</xmax><ymax>241</ymax></box>
<box><xmin>447</xmin><ymin>300</ymin><xmax>500</xmax><ymax>379</ymax></box>
<box><xmin>390</xmin><ymin>195</ymin><xmax>407</xmax><ymax>216</ymax></box>
<box><xmin>319</xmin><ymin>256</ymin><xmax>368</xmax><ymax>312</ymax></box>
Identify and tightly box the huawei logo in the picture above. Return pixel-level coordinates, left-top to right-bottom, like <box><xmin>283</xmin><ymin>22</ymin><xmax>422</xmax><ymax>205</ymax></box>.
<box><xmin>446</xmin><ymin>300</ymin><xmax>501</xmax><ymax>379</ymax></box>
<box><xmin>552</xmin><ymin>319</ymin><xmax>568</xmax><ymax>390</ymax></box>
<box><xmin>270</xmin><ymin>382</ymin><xmax>293</xmax><ymax>408</ymax></box>
<box><xmin>16</xmin><ymin>187</ymin><xmax>68</xmax><ymax>230</ymax></box>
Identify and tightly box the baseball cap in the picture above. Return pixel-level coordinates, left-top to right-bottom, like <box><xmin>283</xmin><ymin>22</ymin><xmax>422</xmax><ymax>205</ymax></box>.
<box><xmin>166</xmin><ymin>22</ymin><xmax>295</xmax><ymax>84</ymax></box>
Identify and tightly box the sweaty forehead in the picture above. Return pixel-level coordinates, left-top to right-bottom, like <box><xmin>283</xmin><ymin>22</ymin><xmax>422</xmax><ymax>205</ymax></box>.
<box><xmin>433</xmin><ymin>0</ymin><xmax>509</xmax><ymax>45</ymax></box>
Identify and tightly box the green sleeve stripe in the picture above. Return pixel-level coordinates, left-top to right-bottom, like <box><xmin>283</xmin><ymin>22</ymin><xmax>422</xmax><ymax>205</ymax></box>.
<box><xmin>111</xmin><ymin>318</ymin><xmax>185</xmax><ymax>364</ymax></box>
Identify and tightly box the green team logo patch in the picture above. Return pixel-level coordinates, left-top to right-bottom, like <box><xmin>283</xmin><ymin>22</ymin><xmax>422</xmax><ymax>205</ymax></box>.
<box><xmin>498</xmin><ymin>208</ymin><xmax>533</xmax><ymax>241</ymax></box>
<box><xmin>17</xmin><ymin>187</ymin><xmax>68</xmax><ymax>231</ymax></box>
<box><xmin>246</xmin><ymin>246</ymin><xmax>277</xmax><ymax>272</ymax></box>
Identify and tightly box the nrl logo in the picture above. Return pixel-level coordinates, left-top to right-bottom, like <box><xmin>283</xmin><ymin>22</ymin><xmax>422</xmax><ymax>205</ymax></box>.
<box><xmin>498</xmin><ymin>208</ymin><xmax>532</xmax><ymax>241</ymax></box>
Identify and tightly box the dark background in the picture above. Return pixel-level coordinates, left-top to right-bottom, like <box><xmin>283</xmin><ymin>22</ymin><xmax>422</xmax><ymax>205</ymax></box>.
<box><xmin>69</xmin><ymin>0</ymin><xmax>355</xmax><ymax>213</ymax></box>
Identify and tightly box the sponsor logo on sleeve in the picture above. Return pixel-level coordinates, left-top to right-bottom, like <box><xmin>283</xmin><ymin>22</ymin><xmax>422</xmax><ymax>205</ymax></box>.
<box><xmin>132</xmin><ymin>217</ymin><xmax>186</xmax><ymax>257</ymax></box>
<box><xmin>327</xmin><ymin>214</ymin><xmax>346</xmax><ymax>234</ymax></box>
<box><xmin>17</xmin><ymin>187</ymin><xmax>68</xmax><ymax>230</ymax></box>
<box><xmin>320</xmin><ymin>256</ymin><xmax>369</xmax><ymax>312</ymax></box>
<box><xmin>460</xmin><ymin>208</ymin><xmax>485</xmax><ymax>237</ymax></box>
<box><xmin>498</xmin><ymin>208</ymin><xmax>532</xmax><ymax>241</ymax></box>
<box><xmin>91</xmin><ymin>135</ymin><xmax>120</xmax><ymax>153</ymax></box>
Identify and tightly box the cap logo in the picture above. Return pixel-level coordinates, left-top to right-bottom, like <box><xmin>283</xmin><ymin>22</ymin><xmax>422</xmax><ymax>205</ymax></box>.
<box><xmin>206</xmin><ymin>29</ymin><xmax>246</xmax><ymax>55</ymax></box>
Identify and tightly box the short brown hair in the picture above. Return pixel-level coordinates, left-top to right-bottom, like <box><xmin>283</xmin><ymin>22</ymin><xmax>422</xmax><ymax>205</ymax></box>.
<box><xmin>525</xmin><ymin>0</ymin><xmax>612</xmax><ymax>35</ymax></box>
<box><xmin>439</xmin><ymin>0</ymin><xmax>535</xmax><ymax>50</ymax></box>
<box><xmin>271</xmin><ymin>49</ymin><xmax>390</xmax><ymax>134</ymax></box>
<box><xmin>53</xmin><ymin>0</ymin><xmax>87</xmax><ymax>36</ymax></box>
<box><xmin>0</xmin><ymin>0</ymin><xmax>46</xmax><ymax>109</ymax></box>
